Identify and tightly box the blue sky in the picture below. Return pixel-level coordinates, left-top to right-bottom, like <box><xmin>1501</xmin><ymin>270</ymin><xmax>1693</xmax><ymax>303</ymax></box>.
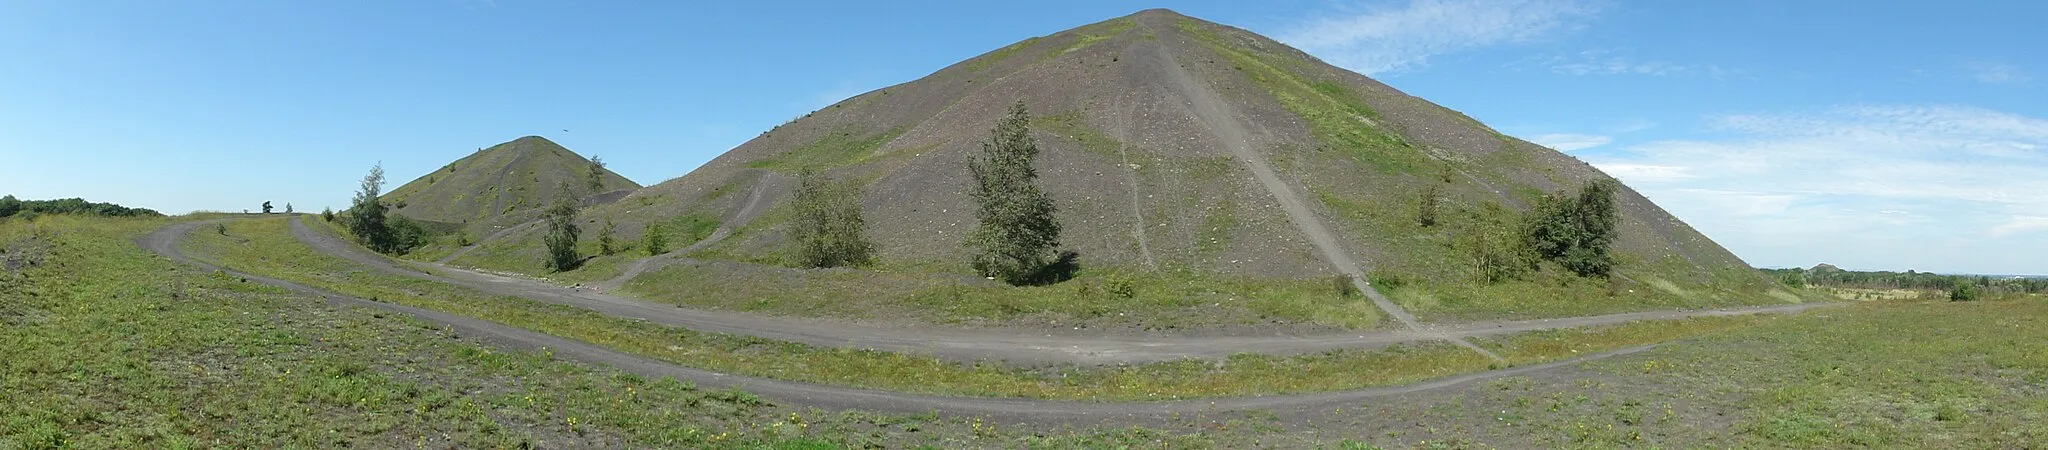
<box><xmin>2</xmin><ymin>0</ymin><xmax>2042</xmax><ymax>274</ymax></box>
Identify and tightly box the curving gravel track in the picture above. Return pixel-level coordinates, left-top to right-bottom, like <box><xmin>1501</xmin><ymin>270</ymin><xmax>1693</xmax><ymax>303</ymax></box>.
<box><xmin>594</xmin><ymin>170</ymin><xmax>786</xmax><ymax>292</ymax></box>
<box><xmin>140</xmin><ymin>218</ymin><xmax>1684</xmax><ymax>424</ymax></box>
<box><xmin>160</xmin><ymin>216</ymin><xmax>1836</xmax><ymax>368</ymax></box>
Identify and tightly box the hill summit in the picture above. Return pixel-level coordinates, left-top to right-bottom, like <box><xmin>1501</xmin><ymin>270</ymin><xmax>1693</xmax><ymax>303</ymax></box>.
<box><xmin>454</xmin><ymin>9</ymin><xmax>1795</xmax><ymax>327</ymax></box>
<box><xmin>384</xmin><ymin>136</ymin><xmax>639</xmax><ymax>228</ymax></box>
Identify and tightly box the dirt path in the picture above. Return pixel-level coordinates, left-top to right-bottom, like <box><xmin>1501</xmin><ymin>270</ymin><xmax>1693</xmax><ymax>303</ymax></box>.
<box><xmin>216</xmin><ymin>216</ymin><xmax>1827</xmax><ymax>368</ymax></box>
<box><xmin>137</xmin><ymin>220</ymin><xmax>1674</xmax><ymax>424</ymax></box>
<box><xmin>593</xmin><ymin>171</ymin><xmax>784</xmax><ymax>291</ymax></box>
<box><xmin>1141</xmin><ymin>28</ymin><xmax>1504</xmax><ymax>361</ymax></box>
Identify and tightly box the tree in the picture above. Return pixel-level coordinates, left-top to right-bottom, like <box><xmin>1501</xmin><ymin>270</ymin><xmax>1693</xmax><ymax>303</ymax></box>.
<box><xmin>587</xmin><ymin>156</ymin><xmax>608</xmax><ymax>193</ymax></box>
<box><xmin>285</xmin><ymin>203</ymin><xmax>294</xmax><ymax>214</ymax></box>
<box><xmin>0</xmin><ymin>195</ymin><xmax>19</xmax><ymax>218</ymax></box>
<box><xmin>1416</xmin><ymin>182</ymin><xmax>1441</xmax><ymax>227</ymax></box>
<box><xmin>597</xmin><ymin>218</ymin><xmax>618</xmax><ymax>256</ymax></box>
<box><xmin>791</xmin><ymin>170</ymin><xmax>875</xmax><ymax>268</ymax></box>
<box><xmin>345</xmin><ymin>163</ymin><xmax>398</xmax><ymax>253</ymax></box>
<box><xmin>321</xmin><ymin>207</ymin><xmax>335</xmax><ymax>222</ymax></box>
<box><xmin>261</xmin><ymin>201</ymin><xmax>273</xmax><ymax>214</ymax></box>
<box><xmin>966</xmin><ymin>101</ymin><xmax>1065</xmax><ymax>285</ymax></box>
<box><xmin>541</xmin><ymin>190</ymin><xmax>581</xmax><ymax>272</ymax></box>
<box><xmin>1522</xmin><ymin>179</ymin><xmax>1620</xmax><ymax>278</ymax></box>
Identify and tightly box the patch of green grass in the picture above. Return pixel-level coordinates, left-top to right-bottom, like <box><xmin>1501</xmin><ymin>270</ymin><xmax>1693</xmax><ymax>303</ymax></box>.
<box><xmin>962</xmin><ymin>37</ymin><xmax>1040</xmax><ymax>72</ymax></box>
<box><xmin>1034</xmin><ymin>110</ymin><xmax>1124</xmax><ymax>158</ymax></box>
<box><xmin>628</xmin><ymin>261</ymin><xmax>1384</xmax><ymax>331</ymax></box>
<box><xmin>656</xmin><ymin>212</ymin><xmax>720</xmax><ymax>248</ymax></box>
<box><xmin>1050</xmin><ymin>17</ymin><xmax>1134</xmax><ymax>56</ymax></box>
<box><xmin>1550</xmin><ymin>300</ymin><xmax>2048</xmax><ymax>447</ymax></box>
<box><xmin>183</xmin><ymin>217</ymin><xmax>1750</xmax><ymax>402</ymax></box>
<box><xmin>744</xmin><ymin>126</ymin><xmax>907</xmax><ymax>173</ymax></box>
<box><xmin>1181</xmin><ymin>19</ymin><xmax>1425</xmax><ymax>176</ymax></box>
<box><xmin>0</xmin><ymin>216</ymin><xmax>881</xmax><ymax>448</ymax></box>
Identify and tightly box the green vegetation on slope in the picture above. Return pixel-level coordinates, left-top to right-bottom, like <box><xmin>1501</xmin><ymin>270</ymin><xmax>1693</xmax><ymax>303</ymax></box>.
<box><xmin>381</xmin><ymin>136</ymin><xmax>638</xmax><ymax>227</ymax></box>
<box><xmin>744</xmin><ymin>127</ymin><xmax>905</xmax><ymax>173</ymax></box>
<box><xmin>1180</xmin><ymin>20</ymin><xmax>1424</xmax><ymax>176</ymax></box>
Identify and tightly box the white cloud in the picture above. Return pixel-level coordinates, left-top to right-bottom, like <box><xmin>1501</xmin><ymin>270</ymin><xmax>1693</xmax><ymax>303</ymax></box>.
<box><xmin>1540</xmin><ymin>49</ymin><xmax>1733</xmax><ymax>78</ymax></box>
<box><xmin>1968</xmin><ymin>61</ymin><xmax>2032</xmax><ymax>86</ymax></box>
<box><xmin>1593</xmin><ymin>162</ymin><xmax>1693</xmax><ymax>183</ymax></box>
<box><xmin>1989</xmin><ymin>216</ymin><xmax>2048</xmax><ymax>238</ymax></box>
<box><xmin>1589</xmin><ymin>105</ymin><xmax>2048</xmax><ymax>273</ymax></box>
<box><xmin>1280</xmin><ymin>0</ymin><xmax>1601</xmax><ymax>75</ymax></box>
<box><xmin>1528</xmin><ymin>133</ymin><xmax>1612</xmax><ymax>151</ymax></box>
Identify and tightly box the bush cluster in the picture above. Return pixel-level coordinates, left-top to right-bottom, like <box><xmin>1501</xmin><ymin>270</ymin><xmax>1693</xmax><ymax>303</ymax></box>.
<box><xmin>0</xmin><ymin>195</ymin><xmax>161</xmax><ymax>218</ymax></box>
<box><xmin>790</xmin><ymin>171</ymin><xmax>873</xmax><ymax>268</ymax></box>
<box><xmin>1521</xmin><ymin>179</ymin><xmax>1621</xmax><ymax>278</ymax></box>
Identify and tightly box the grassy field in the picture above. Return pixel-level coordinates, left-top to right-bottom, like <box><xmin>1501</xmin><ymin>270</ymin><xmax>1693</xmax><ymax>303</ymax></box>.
<box><xmin>182</xmin><ymin>217</ymin><xmax>1761</xmax><ymax>402</ymax></box>
<box><xmin>622</xmin><ymin>262</ymin><xmax>1389</xmax><ymax>331</ymax></box>
<box><xmin>1356</xmin><ymin>298</ymin><xmax>2048</xmax><ymax>448</ymax></box>
<box><xmin>7</xmin><ymin>214</ymin><xmax>2038</xmax><ymax>447</ymax></box>
<box><xmin>0</xmin><ymin>215</ymin><xmax>987</xmax><ymax>448</ymax></box>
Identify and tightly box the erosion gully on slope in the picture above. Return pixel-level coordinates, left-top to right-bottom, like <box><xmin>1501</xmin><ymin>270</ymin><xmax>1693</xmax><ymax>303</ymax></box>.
<box><xmin>142</xmin><ymin>219</ymin><xmax>1664</xmax><ymax>425</ymax></box>
<box><xmin>280</xmin><ymin>215</ymin><xmax>1825</xmax><ymax>367</ymax></box>
<box><xmin>1140</xmin><ymin>21</ymin><xmax>1504</xmax><ymax>361</ymax></box>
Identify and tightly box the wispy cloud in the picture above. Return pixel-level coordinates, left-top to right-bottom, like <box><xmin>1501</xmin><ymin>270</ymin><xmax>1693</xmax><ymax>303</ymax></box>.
<box><xmin>1280</xmin><ymin>0</ymin><xmax>1601</xmax><ymax>75</ymax></box>
<box><xmin>1990</xmin><ymin>216</ymin><xmax>2048</xmax><ymax>238</ymax></box>
<box><xmin>1967</xmin><ymin>61</ymin><xmax>2033</xmax><ymax>86</ymax></box>
<box><xmin>1539</xmin><ymin>49</ymin><xmax>1733</xmax><ymax>78</ymax></box>
<box><xmin>1528</xmin><ymin>133</ymin><xmax>1612</xmax><ymax>151</ymax></box>
<box><xmin>1589</xmin><ymin>105</ymin><xmax>2048</xmax><ymax>273</ymax></box>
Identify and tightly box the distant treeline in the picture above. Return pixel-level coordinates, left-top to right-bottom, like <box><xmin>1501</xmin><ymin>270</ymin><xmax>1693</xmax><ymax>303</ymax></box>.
<box><xmin>1765</xmin><ymin>265</ymin><xmax>2048</xmax><ymax>295</ymax></box>
<box><xmin>0</xmin><ymin>195</ymin><xmax>162</xmax><ymax>218</ymax></box>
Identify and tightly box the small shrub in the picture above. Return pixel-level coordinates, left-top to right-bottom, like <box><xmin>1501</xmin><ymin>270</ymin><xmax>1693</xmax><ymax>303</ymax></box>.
<box><xmin>215</xmin><ymin>223</ymin><xmax>228</xmax><ymax>236</ymax></box>
<box><xmin>1331</xmin><ymin>275</ymin><xmax>1359</xmax><ymax>297</ymax></box>
<box><xmin>1460</xmin><ymin>202</ymin><xmax>1534</xmax><ymax>283</ymax></box>
<box><xmin>1105</xmin><ymin>277</ymin><xmax>1138</xmax><ymax>299</ymax></box>
<box><xmin>643</xmin><ymin>224</ymin><xmax>668</xmax><ymax>256</ymax></box>
<box><xmin>597</xmin><ymin>218</ymin><xmax>618</xmax><ymax>256</ymax></box>
<box><xmin>790</xmin><ymin>170</ymin><xmax>874</xmax><ymax>268</ymax></box>
<box><xmin>1367</xmin><ymin>269</ymin><xmax>1408</xmax><ymax>290</ymax></box>
<box><xmin>1416</xmin><ymin>182</ymin><xmax>1440</xmax><ymax>227</ymax></box>
<box><xmin>320</xmin><ymin>207</ymin><xmax>335</xmax><ymax>222</ymax></box>
<box><xmin>385</xmin><ymin>215</ymin><xmax>429</xmax><ymax>254</ymax></box>
<box><xmin>1950</xmin><ymin>282</ymin><xmax>1980</xmax><ymax>302</ymax></box>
